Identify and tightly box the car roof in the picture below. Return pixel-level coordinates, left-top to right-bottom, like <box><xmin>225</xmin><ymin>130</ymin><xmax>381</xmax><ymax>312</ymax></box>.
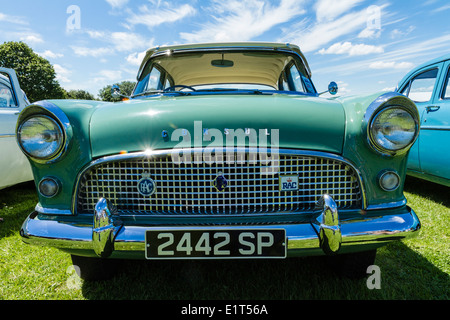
<box><xmin>398</xmin><ymin>53</ymin><xmax>450</xmax><ymax>87</ymax></box>
<box><xmin>137</xmin><ymin>42</ymin><xmax>312</xmax><ymax>78</ymax></box>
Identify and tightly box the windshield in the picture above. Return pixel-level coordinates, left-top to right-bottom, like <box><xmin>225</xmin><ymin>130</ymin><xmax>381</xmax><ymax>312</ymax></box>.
<box><xmin>133</xmin><ymin>50</ymin><xmax>316</xmax><ymax>96</ymax></box>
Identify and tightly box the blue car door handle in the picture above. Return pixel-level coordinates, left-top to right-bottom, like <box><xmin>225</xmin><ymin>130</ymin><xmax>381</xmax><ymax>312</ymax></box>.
<box><xmin>426</xmin><ymin>105</ymin><xmax>440</xmax><ymax>113</ymax></box>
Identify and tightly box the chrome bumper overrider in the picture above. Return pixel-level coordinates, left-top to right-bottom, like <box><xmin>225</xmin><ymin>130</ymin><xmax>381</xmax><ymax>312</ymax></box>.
<box><xmin>20</xmin><ymin>195</ymin><xmax>421</xmax><ymax>259</ymax></box>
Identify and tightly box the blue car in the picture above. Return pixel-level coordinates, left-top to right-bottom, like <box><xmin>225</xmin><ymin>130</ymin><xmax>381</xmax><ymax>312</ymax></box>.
<box><xmin>397</xmin><ymin>54</ymin><xmax>450</xmax><ymax>187</ymax></box>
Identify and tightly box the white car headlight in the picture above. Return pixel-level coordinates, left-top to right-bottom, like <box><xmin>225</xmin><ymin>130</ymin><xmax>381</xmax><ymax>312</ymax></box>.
<box><xmin>369</xmin><ymin>107</ymin><xmax>417</xmax><ymax>153</ymax></box>
<box><xmin>18</xmin><ymin>116</ymin><xmax>64</xmax><ymax>160</ymax></box>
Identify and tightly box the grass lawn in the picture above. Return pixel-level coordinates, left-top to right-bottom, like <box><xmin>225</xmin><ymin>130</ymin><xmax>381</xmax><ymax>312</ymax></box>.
<box><xmin>0</xmin><ymin>177</ymin><xmax>448</xmax><ymax>300</ymax></box>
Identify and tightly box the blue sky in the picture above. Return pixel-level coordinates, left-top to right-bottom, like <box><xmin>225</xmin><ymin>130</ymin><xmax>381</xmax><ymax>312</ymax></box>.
<box><xmin>1</xmin><ymin>0</ymin><xmax>450</xmax><ymax>98</ymax></box>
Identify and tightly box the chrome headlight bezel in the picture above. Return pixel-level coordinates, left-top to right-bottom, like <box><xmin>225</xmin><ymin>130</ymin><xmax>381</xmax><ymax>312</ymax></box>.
<box><xmin>16</xmin><ymin>102</ymin><xmax>72</xmax><ymax>164</ymax></box>
<box><xmin>17</xmin><ymin>115</ymin><xmax>65</xmax><ymax>161</ymax></box>
<box><xmin>364</xmin><ymin>93</ymin><xmax>420</xmax><ymax>156</ymax></box>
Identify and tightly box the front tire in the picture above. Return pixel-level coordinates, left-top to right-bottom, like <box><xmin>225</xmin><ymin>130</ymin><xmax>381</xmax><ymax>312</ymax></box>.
<box><xmin>71</xmin><ymin>255</ymin><xmax>120</xmax><ymax>281</ymax></box>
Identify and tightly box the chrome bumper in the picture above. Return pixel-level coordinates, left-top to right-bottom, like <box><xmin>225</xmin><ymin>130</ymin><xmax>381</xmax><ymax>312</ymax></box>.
<box><xmin>20</xmin><ymin>195</ymin><xmax>421</xmax><ymax>259</ymax></box>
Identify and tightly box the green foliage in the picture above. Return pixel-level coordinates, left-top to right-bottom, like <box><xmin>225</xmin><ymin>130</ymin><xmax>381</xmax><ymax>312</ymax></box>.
<box><xmin>0</xmin><ymin>41</ymin><xmax>66</xmax><ymax>103</ymax></box>
<box><xmin>66</xmin><ymin>89</ymin><xmax>96</xmax><ymax>101</ymax></box>
<box><xmin>98</xmin><ymin>81</ymin><xmax>136</xmax><ymax>102</ymax></box>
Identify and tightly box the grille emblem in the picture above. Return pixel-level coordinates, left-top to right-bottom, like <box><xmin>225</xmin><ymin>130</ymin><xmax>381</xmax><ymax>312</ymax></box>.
<box><xmin>138</xmin><ymin>172</ymin><xmax>156</xmax><ymax>196</ymax></box>
<box><xmin>213</xmin><ymin>172</ymin><xmax>228</xmax><ymax>192</ymax></box>
<box><xmin>279</xmin><ymin>175</ymin><xmax>299</xmax><ymax>192</ymax></box>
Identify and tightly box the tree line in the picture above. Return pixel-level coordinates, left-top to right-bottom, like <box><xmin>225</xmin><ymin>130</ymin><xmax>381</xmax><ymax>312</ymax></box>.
<box><xmin>0</xmin><ymin>41</ymin><xmax>135</xmax><ymax>103</ymax></box>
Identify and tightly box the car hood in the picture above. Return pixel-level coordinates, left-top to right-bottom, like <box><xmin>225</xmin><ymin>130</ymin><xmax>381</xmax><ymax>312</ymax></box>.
<box><xmin>89</xmin><ymin>94</ymin><xmax>346</xmax><ymax>158</ymax></box>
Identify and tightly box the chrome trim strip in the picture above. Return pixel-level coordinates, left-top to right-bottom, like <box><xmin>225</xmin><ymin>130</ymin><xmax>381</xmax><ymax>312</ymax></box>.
<box><xmin>420</xmin><ymin>126</ymin><xmax>450</xmax><ymax>131</ymax></box>
<box><xmin>35</xmin><ymin>203</ymin><xmax>72</xmax><ymax>215</ymax></box>
<box><xmin>71</xmin><ymin>148</ymin><xmax>368</xmax><ymax>215</ymax></box>
<box><xmin>0</xmin><ymin>134</ymin><xmax>15</xmax><ymax>138</ymax></box>
<box><xmin>365</xmin><ymin>199</ymin><xmax>407</xmax><ymax>211</ymax></box>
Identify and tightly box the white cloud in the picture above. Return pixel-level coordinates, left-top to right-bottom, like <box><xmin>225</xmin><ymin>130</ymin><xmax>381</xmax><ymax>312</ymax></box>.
<box><xmin>83</xmin><ymin>30</ymin><xmax>153</xmax><ymax>53</ymax></box>
<box><xmin>53</xmin><ymin>64</ymin><xmax>72</xmax><ymax>83</ymax></box>
<box><xmin>318</xmin><ymin>42</ymin><xmax>384</xmax><ymax>56</ymax></box>
<box><xmin>281</xmin><ymin>8</ymin><xmax>368</xmax><ymax>53</ymax></box>
<box><xmin>180</xmin><ymin>0</ymin><xmax>305</xmax><ymax>43</ymax></box>
<box><xmin>126</xmin><ymin>3</ymin><xmax>196</xmax><ymax>29</ymax></box>
<box><xmin>432</xmin><ymin>4</ymin><xmax>450</xmax><ymax>13</ymax></box>
<box><xmin>390</xmin><ymin>26</ymin><xmax>415</xmax><ymax>39</ymax></box>
<box><xmin>377</xmin><ymin>34</ymin><xmax>450</xmax><ymax>62</ymax></box>
<box><xmin>279</xmin><ymin>3</ymin><xmax>392</xmax><ymax>53</ymax></box>
<box><xmin>358</xmin><ymin>27</ymin><xmax>381</xmax><ymax>39</ymax></box>
<box><xmin>38</xmin><ymin>50</ymin><xmax>64</xmax><ymax>59</ymax></box>
<box><xmin>313</xmin><ymin>34</ymin><xmax>450</xmax><ymax>77</ymax></box>
<box><xmin>337</xmin><ymin>81</ymin><xmax>351</xmax><ymax>94</ymax></box>
<box><xmin>105</xmin><ymin>0</ymin><xmax>129</xmax><ymax>8</ymax></box>
<box><xmin>71</xmin><ymin>46</ymin><xmax>115</xmax><ymax>57</ymax></box>
<box><xmin>93</xmin><ymin>69</ymin><xmax>123</xmax><ymax>84</ymax></box>
<box><xmin>369</xmin><ymin>61</ymin><xmax>414</xmax><ymax>70</ymax></box>
<box><xmin>99</xmin><ymin>69</ymin><xmax>122</xmax><ymax>79</ymax></box>
<box><xmin>110</xmin><ymin>32</ymin><xmax>153</xmax><ymax>52</ymax></box>
<box><xmin>315</xmin><ymin>0</ymin><xmax>364</xmax><ymax>22</ymax></box>
<box><xmin>0</xmin><ymin>12</ymin><xmax>28</xmax><ymax>25</ymax></box>
<box><xmin>19</xmin><ymin>33</ymin><xmax>44</xmax><ymax>44</ymax></box>
<box><xmin>126</xmin><ymin>51</ymin><xmax>147</xmax><ymax>66</ymax></box>
<box><xmin>86</xmin><ymin>30</ymin><xmax>105</xmax><ymax>38</ymax></box>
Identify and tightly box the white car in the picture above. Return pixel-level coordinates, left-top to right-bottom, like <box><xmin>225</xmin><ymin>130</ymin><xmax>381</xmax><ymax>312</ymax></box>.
<box><xmin>0</xmin><ymin>67</ymin><xmax>33</xmax><ymax>189</ymax></box>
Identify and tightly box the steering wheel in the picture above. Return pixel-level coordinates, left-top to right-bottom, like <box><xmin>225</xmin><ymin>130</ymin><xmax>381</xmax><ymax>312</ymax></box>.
<box><xmin>164</xmin><ymin>85</ymin><xmax>197</xmax><ymax>92</ymax></box>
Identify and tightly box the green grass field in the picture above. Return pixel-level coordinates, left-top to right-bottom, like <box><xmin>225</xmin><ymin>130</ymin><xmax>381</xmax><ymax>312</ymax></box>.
<box><xmin>0</xmin><ymin>176</ymin><xmax>448</xmax><ymax>300</ymax></box>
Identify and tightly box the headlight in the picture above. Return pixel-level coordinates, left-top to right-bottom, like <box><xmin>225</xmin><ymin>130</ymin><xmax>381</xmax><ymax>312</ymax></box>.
<box><xmin>369</xmin><ymin>107</ymin><xmax>417</xmax><ymax>153</ymax></box>
<box><xmin>18</xmin><ymin>116</ymin><xmax>64</xmax><ymax>160</ymax></box>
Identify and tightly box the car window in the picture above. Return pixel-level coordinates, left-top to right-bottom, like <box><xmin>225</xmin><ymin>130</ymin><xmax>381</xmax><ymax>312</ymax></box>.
<box><xmin>134</xmin><ymin>65</ymin><xmax>166</xmax><ymax>94</ymax></box>
<box><xmin>147</xmin><ymin>67</ymin><xmax>162</xmax><ymax>91</ymax></box>
<box><xmin>133</xmin><ymin>50</ymin><xmax>317</xmax><ymax>97</ymax></box>
<box><xmin>443</xmin><ymin>66</ymin><xmax>450</xmax><ymax>99</ymax></box>
<box><xmin>404</xmin><ymin>68</ymin><xmax>438</xmax><ymax>103</ymax></box>
<box><xmin>0</xmin><ymin>81</ymin><xmax>17</xmax><ymax>108</ymax></box>
<box><xmin>288</xmin><ymin>64</ymin><xmax>305</xmax><ymax>93</ymax></box>
<box><xmin>278</xmin><ymin>71</ymin><xmax>289</xmax><ymax>91</ymax></box>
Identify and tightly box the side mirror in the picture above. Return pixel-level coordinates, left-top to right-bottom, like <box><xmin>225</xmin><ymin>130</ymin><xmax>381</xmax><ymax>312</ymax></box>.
<box><xmin>319</xmin><ymin>81</ymin><xmax>339</xmax><ymax>96</ymax></box>
<box><xmin>111</xmin><ymin>84</ymin><xmax>121</xmax><ymax>98</ymax></box>
<box><xmin>328</xmin><ymin>81</ymin><xmax>338</xmax><ymax>95</ymax></box>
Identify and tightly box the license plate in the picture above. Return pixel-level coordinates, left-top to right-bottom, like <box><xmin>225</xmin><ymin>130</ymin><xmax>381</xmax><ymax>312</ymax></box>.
<box><xmin>145</xmin><ymin>229</ymin><xmax>286</xmax><ymax>259</ymax></box>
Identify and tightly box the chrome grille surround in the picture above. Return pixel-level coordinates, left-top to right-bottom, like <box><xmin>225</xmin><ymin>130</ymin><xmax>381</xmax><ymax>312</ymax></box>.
<box><xmin>74</xmin><ymin>149</ymin><xmax>365</xmax><ymax>216</ymax></box>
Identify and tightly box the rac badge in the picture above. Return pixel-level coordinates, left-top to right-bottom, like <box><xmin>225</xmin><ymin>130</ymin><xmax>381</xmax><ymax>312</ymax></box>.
<box><xmin>138</xmin><ymin>172</ymin><xmax>156</xmax><ymax>196</ymax></box>
<box><xmin>279</xmin><ymin>175</ymin><xmax>299</xmax><ymax>192</ymax></box>
<box><xmin>213</xmin><ymin>172</ymin><xmax>228</xmax><ymax>192</ymax></box>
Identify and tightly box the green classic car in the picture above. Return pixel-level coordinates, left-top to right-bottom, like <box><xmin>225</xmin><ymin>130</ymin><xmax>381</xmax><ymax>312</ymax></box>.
<box><xmin>17</xmin><ymin>42</ymin><xmax>421</xmax><ymax>280</ymax></box>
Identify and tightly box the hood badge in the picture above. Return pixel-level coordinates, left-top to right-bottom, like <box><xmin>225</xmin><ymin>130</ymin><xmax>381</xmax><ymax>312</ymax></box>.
<box><xmin>213</xmin><ymin>172</ymin><xmax>228</xmax><ymax>192</ymax></box>
<box><xmin>138</xmin><ymin>172</ymin><xmax>156</xmax><ymax>197</ymax></box>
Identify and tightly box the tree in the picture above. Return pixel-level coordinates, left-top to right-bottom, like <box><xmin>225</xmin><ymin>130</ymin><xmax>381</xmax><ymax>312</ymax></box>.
<box><xmin>66</xmin><ymin>89</ymin><xmax>96</xmax><ymax>100</ymax></box>
<box><xmin>0</xmin><ymin>41</ymin><xmax>66</xmax><ymax>103</ymax></box>
<box><xmin>98</xmin><ymin>81</ymin><xmax>136</xmax><ymax>102</ymax></box>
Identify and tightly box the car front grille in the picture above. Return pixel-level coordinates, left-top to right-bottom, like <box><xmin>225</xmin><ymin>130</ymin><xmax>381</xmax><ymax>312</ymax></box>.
<box><xmin>76</xmin><ymin>150</ymin><xmax>363</xmax><ymax>215</ymax></box>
